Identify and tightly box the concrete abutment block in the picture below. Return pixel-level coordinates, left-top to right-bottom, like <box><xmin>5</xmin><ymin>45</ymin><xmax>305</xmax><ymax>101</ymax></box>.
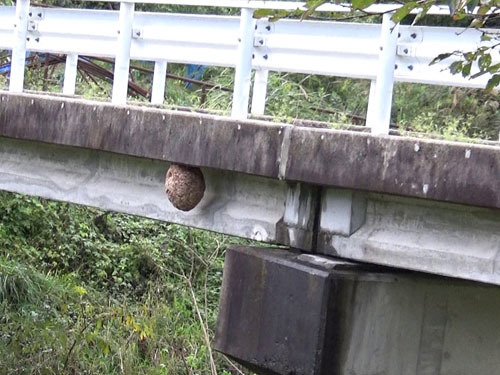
<box><xmin>215</xmin><ymin>246</ymin><xmax>500</xmax><ymax>375</ymax></box>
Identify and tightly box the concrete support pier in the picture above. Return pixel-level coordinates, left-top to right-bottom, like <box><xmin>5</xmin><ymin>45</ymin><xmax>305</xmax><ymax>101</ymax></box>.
<box><xmin>214</xmin><ymin>246</ymin><xmax>500</xmax><ymax>375</ymax></box>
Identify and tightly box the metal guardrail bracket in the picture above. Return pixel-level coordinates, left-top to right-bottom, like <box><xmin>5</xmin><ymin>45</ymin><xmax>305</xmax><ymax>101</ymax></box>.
<box><xmin>399</xmin><ymin>29</ymin><xmax>422</xmax><ymax>42</ymax></box>
<box><xmin>132</xmin><ymin>28</ymin><xmax>143</xmax><ymax>39</ymax></box>
<box><xmin>253</xmin><ymin>36</ymin><xmax>265</xmax><ymax>47</ymax></box>
<box><xmin>28</xmin><ymin>8</ymin><xmax>43</xmax><ymax>20</ymax></box>
<box><xmin>27</xmin><ymin>20</ymin><xmax>38</xmax><ymax>32</ymax></box>
<box><xmin>256</xmin><ymin>20</ymin><xmax>273</xmax><ymax>33</ymax></box>
<box><xmin>397</xmin><ymin>43</ymin><xmax>416</xmax><ymax>57</ymax></box>
<box><xmin>253</xmin><ymin>48</ymin><xmax>270</xmax><ymax>63</ymax></box>
<box><xmin>26</xmin><ymin>31</ymin><xmax>40</xmax><ymax>43</ymax></box>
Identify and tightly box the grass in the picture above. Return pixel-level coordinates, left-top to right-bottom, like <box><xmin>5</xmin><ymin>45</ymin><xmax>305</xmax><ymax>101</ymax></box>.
<box><xmin>0</xmin><ymin>192</ymin><xmax>251</xmax><ymax>375</ymax></box>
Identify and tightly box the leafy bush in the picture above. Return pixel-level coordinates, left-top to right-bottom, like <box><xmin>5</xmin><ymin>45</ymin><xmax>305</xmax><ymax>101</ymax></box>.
<box><xmin>0</xmin><ymin>191</ymin><xmax>248</xmax><ymax>374</ymax></box>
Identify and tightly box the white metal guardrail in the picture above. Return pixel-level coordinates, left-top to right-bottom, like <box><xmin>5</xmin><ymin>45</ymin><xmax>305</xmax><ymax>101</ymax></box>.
<box><xmin>0</xmin><ymin>0</ymin><xmax>499</xmax><ymax>133</ymax></box>
<box><xmin>77</xmin><ymin>0</ymin><xmax>472</xmax><ymax>15</ymax></box>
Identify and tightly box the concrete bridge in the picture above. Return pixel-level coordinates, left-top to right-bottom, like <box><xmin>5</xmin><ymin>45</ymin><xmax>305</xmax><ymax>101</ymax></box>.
<box><xmin>1</xmin><ymin>1</ymin><xmax>500</xmax><ymax>374</ymax></box>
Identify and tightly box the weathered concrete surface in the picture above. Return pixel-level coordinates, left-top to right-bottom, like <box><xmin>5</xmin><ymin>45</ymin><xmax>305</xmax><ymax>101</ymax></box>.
<box><xmin>285</xmin><ymin>125</ymin><xmax>500</xmax><ymax>209</ymax></box>
<box><xmin>1</xmin><ymin>92</ymin><xmax>500</xmax><ymax>209</ymax></box>
<box><xmin>276</xmin><ymin>183</ymin><xmax>318</xmax><ymax>249</ymax></box>
<box><xmin>215</xmin><ymin>246</ymin><xmax>500</xmax><ymax>375</ymax></box>
<box><xmin>0</xmin><ymin>137</ymin><xmax>315</xmax><ymax>248</ymax></box>
<box><xmin>0</xmin><ymin>92</ymin><xmax>284</xmax><ymax>178</ymax></box>
<box><xmin>318</xmin><ymin>188</ymin><xmax>500</xmax><ymax>285</ymax></box>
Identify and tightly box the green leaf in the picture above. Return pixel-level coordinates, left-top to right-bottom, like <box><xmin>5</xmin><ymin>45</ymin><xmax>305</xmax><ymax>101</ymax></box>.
<box><xmin>453</xmin><ymin>11</ymin><xmax>467</xmax><ymax>20</ymax></box>
<box><xmin>254</xmin><ymin>9</ymin><xmax>276</xmax><ymax>19</ymax></box>
<box><xmin>392</xmin><ymin>2</ymin><xmax>418</xmax><ymax>23</ymax></box>
<box><xmin>466</xmin><ymin>0</ymin><xmax>479</xmax><ymax>13</ymax></box>
<box><xmin>481</xmin><ymin>33</ymin><xmax>492</xmax><ymax>42</ymax></box>
<box><xmin>470</xmin><ymin>17</ymin><xmax>485</xmax><ymax>28</ymax></box>
<box><xmin>461</xmin><ymin>62</ymin><xmax>472</xmax><ymax>77</ymax></box>
<box><xmin>255</xmin><ymin>9</ymin><xmax>290</xmax><ymax>22</ymax></box>
<box><xmin>464</xmin><ymin>52</ymin><xmax>475</xmax><ymax>62</ymax></box>
<box><xmin>469</xmin><ymin>4</ymin><xmax>490</xmax><ymax>27</ymax></box>
<box><xmin>449</xmin><ymin>60</ymin><xmax>463</xmax><ymax>75</ymax></box>
<box><xmin>352</xmin><ymin>0</ymin><xmax>376</xmax><ymax>10</ymax></box>
<box><xmin>477</xmin><ymin>4</ymin><xmax>490</xmax><ymax>15</ymax></box>
<box><xmin>487</xmin><ymin>62</ymin><xmax>500</xmax><ymax>73</ymax></box>
<box><xmin>302</xmin><ymin>0</ymin><xmax>329</xmax><ymax>19</ymax></box>
<box><xmin>269</xmin><ymin>10</ymin><xmax>290</xmax><ymax>22</ymax></box>
<box><xmin>305</xmin><ymin>0</ymin><xmax>325</xmax><ymax>6</ymax></box>
<box><xmin>430</xmin><ymin>52</ymin><xmax>453</xmax><ymax>65</ymax></box>
<box><xmin>412</xmin><ymin>3</ymin><xmax>432</xmax><ymax>25</ymax></box>
<box><xmin>478</xmin><ymin>53</ymin><xmax>492</xmax><ymax>71</ymax></box>
<box><xmin>486</xmin><ymin>74</ymin><xmax>500</xmax><ymax>92</ymax></box>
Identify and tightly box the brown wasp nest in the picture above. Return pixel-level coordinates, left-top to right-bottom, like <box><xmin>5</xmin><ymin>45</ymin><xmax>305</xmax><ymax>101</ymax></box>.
<box><xmin>165</xmin><ymin>164</ymin><xmax>205</xmax><ymax>211</ymax></box>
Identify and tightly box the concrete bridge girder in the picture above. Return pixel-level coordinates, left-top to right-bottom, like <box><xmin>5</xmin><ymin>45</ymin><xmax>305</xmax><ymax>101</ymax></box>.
<box><xmin>0</xmin><ymin>136</ymin><xmax>316</xmax><ymax>249</ymax></box>
<box><xmin>318</xmin><ymin>189</ymin><xmax>500</xmax><ymax>285</ymax></box>
<box><xmin>1</xmin><ymin>92</ymin><xmax>500</xmax><ymax>285</ymax></box>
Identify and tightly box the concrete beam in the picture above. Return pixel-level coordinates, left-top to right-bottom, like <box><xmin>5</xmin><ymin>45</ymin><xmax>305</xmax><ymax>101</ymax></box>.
<box><xmin>0</xmin><ymin>137</ymin><xmax>316</xmax><ymax>249</ymax></box>
<box><xmin>319</xmin><ymin>188</ymin><xmax>366</xmax><ymax>237</ymax></box>
<box><xmin>0</xmin><ymin>92</ymin><xmax>284</xmax><ymax>178</ymax></box>
<box><xmin>318</xmin><ymin>189</ymin><xmax>500</xmax><ymax>285</ymax></box>
<box><xmin>5</xmin><ymin>136</ymin><xmax>500</xmax><ymax>283</ymax></box>
<box><xmin>277</xmin><ymin>183</ymin><xmax>318</xmax><ymax>249</ymax></box>
<box><xmin>215</xmin><ymin>246</ymin><xmax>500</xmax><ymax>375</ymax></box>
<box><xmin>1</xmin><ymin>92</ymin><xmax>500</xmax><ymax>209</ymax></box>
<box><xmin>285</xmin><ymin>125</ymin><xmax>500</xmax><ymax>209</ymax></box>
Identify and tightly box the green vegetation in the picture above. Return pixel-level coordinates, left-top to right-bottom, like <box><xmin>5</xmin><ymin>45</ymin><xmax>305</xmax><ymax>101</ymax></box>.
<box><xmin>0</xmin><ymin>192</ymin><xmax>250</xmax><ymax>374</ymax></box>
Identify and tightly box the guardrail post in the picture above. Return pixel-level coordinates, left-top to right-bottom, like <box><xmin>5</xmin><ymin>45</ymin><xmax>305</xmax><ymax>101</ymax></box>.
<box><xmin>63</xmin><ymin>53</ymin><xmax>78</xmax><ymax>95</ymax></box>
<box><xmin>366</xmin><ymin>13</ymin><xmax>399</xmax><ymax>135</ymax></box>
<box><xmin>112</xmin><ymin>1</ymin><xmax>134</xmax><ymax>105</ymax></box>
<box><xmin>9</xmin><ymin>0</ymin><xmax>30</xmax><ymax>93</ymax></box>
<box><xmin>231</xmin><ymin>8</ymin><xmax>255</xmax><ymax>119</ymax></box>
<box><xmin>366</xmin><ymin>80</ymin><xmax>377</xmax><ymax>125</ymax></box>
<box><xmin>151</xmin><ymin>60</ymin><xmax>168</xmax><ymax>105</ymax></box>
<box><xmin>251</xmin><ymin>69</ymin><xmax>269</xmax><ymax>116</ymax></box>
